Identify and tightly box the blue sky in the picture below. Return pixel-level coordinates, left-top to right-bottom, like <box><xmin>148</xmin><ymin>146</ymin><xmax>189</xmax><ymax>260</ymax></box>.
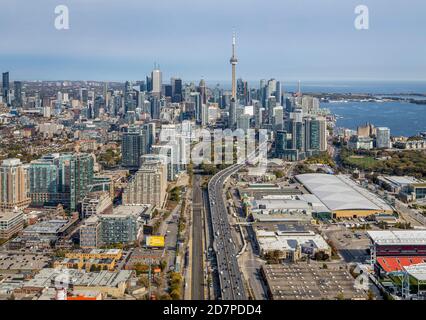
<box><xmin>0</xmin><ymin>0</ymin><xmax>425</xmax><ymax>82</ymax></box>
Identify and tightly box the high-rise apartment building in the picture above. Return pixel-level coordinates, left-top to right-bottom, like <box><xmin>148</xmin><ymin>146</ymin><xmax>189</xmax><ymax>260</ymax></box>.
<box><xmin>2</xmin><ymin>72</ymin><xmax>9</xmax><ymax>104</ymax></box>
<box><xmin>0</xmin><ymin>159</ymin><xmax>31</xmax><ymax>211</ymax></box>
<box><xmin>376</xmin><ymin>127</ymin><xmax>391</xmax><ymax>149</ymax></box>
<box><xmin>277</xmin><ymin>112</ymin><xmax>327</xmax><ymax>161</ymax></box>
<box><xmin>28</xmin><ymin>153</ymin><xmax>94</xmax><ymax>211</ymax></box>
<box><xmin>122</xmin><ymin>161</ymin><xmax>167</xmax><ymax>207</ymax></box>
<box><xmin>14</xmin><ymin>81</ymin><xmax>23</xmax><ymax>108</ymax></box>
<box><xmin>121</xmin><ymin>126</ymin><xmax>153</xmax><ymax>169</ymax></box>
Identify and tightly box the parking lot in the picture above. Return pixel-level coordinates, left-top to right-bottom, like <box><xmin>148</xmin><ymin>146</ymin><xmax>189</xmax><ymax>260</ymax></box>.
<box><xmin>323</xmin><ymin>227</ymin><xmax>371</xmax><ymax>263</ymax></box>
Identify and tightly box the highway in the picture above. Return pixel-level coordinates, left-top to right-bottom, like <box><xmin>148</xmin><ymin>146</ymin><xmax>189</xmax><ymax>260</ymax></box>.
<box><xmin>208</xmin><ymin>163</ymin><xmax>246</xmax><ymax>300</ymax></box>
<box><xmin>207</xmin><ymin>141</ymin><xmax>266</xmax><ymax>300</ymax></box>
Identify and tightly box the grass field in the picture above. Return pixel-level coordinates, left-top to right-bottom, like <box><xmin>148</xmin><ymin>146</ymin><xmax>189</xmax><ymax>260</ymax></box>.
<box><xmin>346</xmin><ymin>156</ymin><xmax>377</xmax><ymax>169</ymax></box>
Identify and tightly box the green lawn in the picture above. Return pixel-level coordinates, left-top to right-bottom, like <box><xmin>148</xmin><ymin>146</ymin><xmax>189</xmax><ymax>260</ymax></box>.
<box><xmin>346</xmin><ymin>156</ymin><xmax>377</xmax><ymax>169</ymax></box>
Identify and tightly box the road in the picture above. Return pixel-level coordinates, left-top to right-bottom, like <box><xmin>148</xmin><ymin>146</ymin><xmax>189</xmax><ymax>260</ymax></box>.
<box><xmin>395</xmin><ymin>199</ymin><xmax>426</xmax><ymax>227</ymax></box>
<box><xmin>208</xmin><ymin>163</ymin><xmax>247</xmax><ymax>300</ymax></box>
<box><xmin>238</xmin><ymin>226</ymin><xmax>267</xmax><ymax>300</ymax></box>
<box><xmin>207</xmin><ymin>140</ymin><xmax>266</xmax><ymax>300</ymax></box>
<box><xmin>159</xmin><ymin>203</ymin><xmax>181</xmax><ymax>272</ymax></box>
<box><xmin>191</xmin><ymin>175</ymin><xmax>205</xmax><ymax>300</ymax></box>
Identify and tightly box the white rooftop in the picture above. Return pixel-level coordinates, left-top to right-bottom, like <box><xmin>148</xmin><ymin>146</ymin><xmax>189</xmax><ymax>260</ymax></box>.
<box><xmin>295</xmin><ymin>173</ymin><xmax>392</xmax><ymax>212</ymax></box>
<box><xmin>384</xmin><ymin>176</ymin><xmax>423</xmax><ymax>185</ymax></box>
<box><xmin>254</xmin><ymin>199</ymin><xmax>310</xmax><ymax>210</ymax></box>
<box><xmin>367</xmin><ymin>230</ymin><xmax>426</xmax><ymax>245</ymax></box>
<box><xmin>256</xmin><ymin>230</ymin><xmax>330</xmax><ymax>252</ymax></box>
<box><xmin>403</xmin><ymin>263</ymin><xmax>426</xmax><ymax>281</ymax></box>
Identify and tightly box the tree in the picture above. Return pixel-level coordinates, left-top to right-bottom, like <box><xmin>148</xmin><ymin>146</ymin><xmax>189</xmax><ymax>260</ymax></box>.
<box><xmin>336</xmin><ymin>292</ymin><xmax>345</xmax><ymax>300</ymax></box>
<box><xmin>138</xmin><ymin>275</ymin><xmax>149</xmax><ymax>287</ymax></box>
<box><xmin>169</xmin><ymin>187</ymin><xmax>181</xmax><ymax>202</ymax></box>
<box><xmin>159</xmin><ymin>293</ymin><xmax>172</xmax><ymax>300</ymax></box>
<box><xmin>273</xmin><ymin>170</ymin><xmax>284</xmax><ymax>179</ymax></box>
<box><xmin>315</xmin><ymin>251</ymin><xmax>330</xmax><ymax>261</ymax></box>
<box><xmin>170</xmin><ymin>289</ymin><xmax>181</xmax><ymax>300</ymax></box>
<box><xmin>160</xmin><ymin>260</ymin><xmax>167</xmax><ymax>272</ymax></box>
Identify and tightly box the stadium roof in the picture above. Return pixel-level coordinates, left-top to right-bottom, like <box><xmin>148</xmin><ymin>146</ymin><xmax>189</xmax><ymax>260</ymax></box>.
<box><xmin>368</xmin><ymin>230</ymin><xmax>426</xmax><ymax>245</ymax></box>
<box><xmin>295</xmin><ymin>174</ymin><xmax>392</xmax><ymax>212</ymax></box>
<box><xmin>403</xmin><ymin>263</ymin><xmax>426</xmax><ymax>281</ymax></box>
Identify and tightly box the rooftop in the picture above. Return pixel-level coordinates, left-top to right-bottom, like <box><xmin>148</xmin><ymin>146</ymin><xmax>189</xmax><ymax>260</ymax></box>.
<box><xmin>295</xmin><ymin>173</ymin><xmax>392</xmax><ymax>212</ymax></box>
<box><xmin>22</xmin><ymin>219</ymin><xmax>69</xmax><ymax>235</ymax></box>
<box><xmin>24</xmin><ymin>268</ymin><xmax>133</xmax><ymax>289</ymax></box>
<box><xmin>255</xmin><ymin>224</ymin><xmax>329</xmax><ymax>253</ymax></box>
<box><xmin>262</xmin><ymin>263</ymin><xmax>366</xmax><ymax>300</ymax></box>
<box><xmin>368</xmin><ymin>230</ymin><xmax>426</xmax><ymax>245</ymax></box>
<box><xmin>0</xmin><ymin>253</ymin><xmax>51</xmax><ymax>271</ymax></box>
<box><xmin>381</xmin><ymin>175</ymin><xmax>424</xmax><ymax>186</ymax></box>
<box><xmin>403</xmin><ymin>263</ymin><xmax>426</xmax><ymax>281</ymax></box>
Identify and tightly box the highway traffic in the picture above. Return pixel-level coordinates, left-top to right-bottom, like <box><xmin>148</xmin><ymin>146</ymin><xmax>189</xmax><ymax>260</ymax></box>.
<box><xmin>207</xmin><ymin>141</ymin><xmax>266</xmax><ymax>300</ymax></box>
<box><xmin>208</xmin><ymin>163</ymin><xmax>246</xmax><ymax>300</ymax></box>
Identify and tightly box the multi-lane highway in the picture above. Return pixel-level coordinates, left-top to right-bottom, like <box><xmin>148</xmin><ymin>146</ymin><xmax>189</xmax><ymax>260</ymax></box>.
<box><xmin>208</xmin><ymin>163</ymin><xmax>247</xmax><ymax>300</ymax></box>
<box><xmin>207</xmin><ymin>140</ymin><xmax>267</xmax><ymax>300</ymax></box>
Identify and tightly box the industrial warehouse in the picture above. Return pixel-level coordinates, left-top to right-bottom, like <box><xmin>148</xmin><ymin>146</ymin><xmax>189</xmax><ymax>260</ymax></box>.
<box><xmin>295</xmin><ymin>174</ymin><xmax>393</xmax><ymax>218</ymax></box>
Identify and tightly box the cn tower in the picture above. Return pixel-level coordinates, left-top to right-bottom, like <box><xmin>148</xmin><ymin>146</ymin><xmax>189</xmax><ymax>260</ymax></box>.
<box><xmin>230</xmin><ymin>32</ymin><xmax>238</xmax><ymax>100</ymax></box>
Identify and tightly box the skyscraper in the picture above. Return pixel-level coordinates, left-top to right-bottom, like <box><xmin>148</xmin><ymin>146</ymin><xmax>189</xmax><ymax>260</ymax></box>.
<box><xmin>150</xmin><ymin>96</ymin><xmax>160</xmax><ymax>120</ymax></box>
<box><xmin>273</xmin><ymin>106</ymin><xmax>284</xmax><ymax>130</ymax></box>
<box><xmin>121</xmin><ymin>128</ymin><xmax>148</xmax><ymax>169</ymax></box>
<box><xmin>376</xmin><ymin>127</ymin><xmax>391</xmax><ymax>149</ymax></box>
<box><xmin>80</xmin><ymin>88</ymin><xmax>88</xmax><ymax>106</ymax></box>
<box><xmin>191</xmin><ymin>92</ymin><xmax>202</xmax><ymax>123</ymax></box>
<box><xmin>253</xmin><ymin>100</ymin><xmax>263</xmax><ymax>129</ymax></box>
<box><xmin>275</xmin><ymin>81</ymin><xmax>282</xmax><ymax>105</ymax></box>
<box><xmin>171</xmin><ymin>78</ymin><xmax>183</xmax><ymax>102</ymax></box>
<box><xmin>124</xmin><ymin>81</ymin><xmax>135</xmax><ymax>114</ymax></box>
<box><xmin>68</xmin><ymin>153</ymin><xmax>95</xmax><ymax>211</ymax></box>
<box><xmin>2</xmin><ymin>72</ymin><xmax>9</xmax><ymax>104</ymax></box>
<box><xmin>201</xmin><ymin>104</ymin><xmax>209</xmax><ymax>127</ymax></box>
<box><xmin>151</xmin><ymin>65</ymin><xmax>162</xmax><ymax>95</ymax></box>
<box><xmin>198</xmin><ymin>79</ymin><xmax>207</xmax><ymax>104</ymax></box>
<box><xmin>28</xmin><ymin>153</ymin><xmax>94</xmax><ymax>210</ymax></box>
<box><xmin>0</xmin><ymin>159</ymin><xmax>31</xmax><ymax>211</ymax></box>
<box><xmin>14</xmin><ymin>81</ymin><xmax>22</xmax><ymax>108</ymax></box>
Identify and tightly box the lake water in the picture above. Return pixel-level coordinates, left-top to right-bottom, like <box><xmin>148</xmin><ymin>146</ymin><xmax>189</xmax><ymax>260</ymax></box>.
<box><xmin>323</xmin><ymin>101</ymin><xmax>426</xmax><ymax>137</ymax></box>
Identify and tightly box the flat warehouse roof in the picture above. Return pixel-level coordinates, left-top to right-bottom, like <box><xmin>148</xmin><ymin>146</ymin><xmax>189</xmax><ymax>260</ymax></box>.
<box><xmin>295</xmin><ymin>173</ymin><xmax>392</xmax><ymax>212</ymax></box>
